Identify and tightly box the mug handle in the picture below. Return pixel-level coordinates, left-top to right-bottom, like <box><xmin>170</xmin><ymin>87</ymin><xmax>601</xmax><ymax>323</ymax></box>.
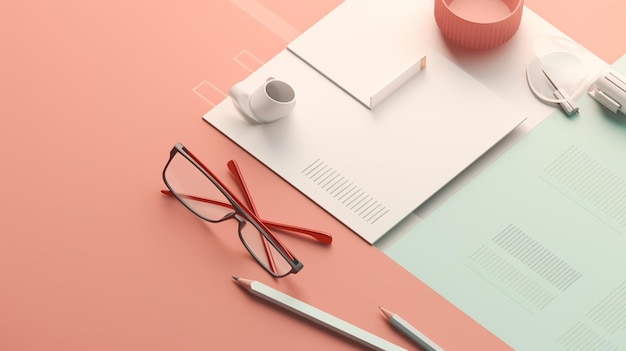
<box><xmin>229</xmin><ymin>82</ymin><xmax>256</xmax><ymax>121</ymax></box>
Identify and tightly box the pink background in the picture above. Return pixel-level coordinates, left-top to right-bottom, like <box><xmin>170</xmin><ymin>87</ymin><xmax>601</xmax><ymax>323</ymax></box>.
<box><xmin>2</xmin><ymin>1</ymin><xmax>625</xmax><ymax>350</ymax></box>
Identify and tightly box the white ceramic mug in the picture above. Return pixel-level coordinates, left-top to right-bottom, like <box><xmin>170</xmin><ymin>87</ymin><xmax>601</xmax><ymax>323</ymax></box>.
<box><xmin>229</xmin><ymin>77</ymin><xmax>296</xmax><ymax>123</ymax></box>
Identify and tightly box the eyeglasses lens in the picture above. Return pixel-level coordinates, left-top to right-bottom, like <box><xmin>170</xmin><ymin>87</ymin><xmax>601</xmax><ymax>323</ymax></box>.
<box><xmin>165</xmin><ymin>151</ymin><xmax>294</xmax><ymax>276</ymax></box>
<box><xmin>240</xmin><ymin>222</ymin><xmax>294</xmax><ymax>276</ymax></box>
<box><xmin>164</xmin><ymin>152</ymin><xmax>234</xmax><ymax>221</ymax></box>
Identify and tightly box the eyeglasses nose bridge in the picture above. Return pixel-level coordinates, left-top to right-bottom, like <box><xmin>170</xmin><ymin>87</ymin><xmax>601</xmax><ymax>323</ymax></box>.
<box><xmin>232</xmin><ymin>213</ymin><xmax>247</xmax><ymax>226</ymax></box>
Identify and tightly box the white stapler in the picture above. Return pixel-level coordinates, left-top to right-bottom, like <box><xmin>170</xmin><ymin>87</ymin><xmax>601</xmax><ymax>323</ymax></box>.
<box><xmin>588</xmin><ymin>69</ymin><xmax>626</xmax><ymax>114</ymax></box>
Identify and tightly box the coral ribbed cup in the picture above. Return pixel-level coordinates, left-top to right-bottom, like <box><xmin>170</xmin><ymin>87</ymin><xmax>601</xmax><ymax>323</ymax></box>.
<box><xmin>434</xmin><ymin>0</ymin><xmax>524</xmax><ymax>50</ymax></box>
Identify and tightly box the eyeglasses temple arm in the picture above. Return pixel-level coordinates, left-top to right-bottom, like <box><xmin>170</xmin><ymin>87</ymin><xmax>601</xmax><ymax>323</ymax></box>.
<box><xmin>226</xmin><ymin>160</ymin><xmax>333</xmax><ymax>245</ymax></box>
<box><xmin>226</xmin><ymin>160</ymin><xmax>284</xmax><ymax>272</ymax></box>
<box><xmin>226</xmin><ymin>160</ymin><xmax>259</xmax><ymax>215</ymax></box>
<box><xmin>160</xmin><ymin>190</ymin><xmax>332</xmax><ymax>245</ymax></box>
<box><xmin>261</xmin><ymin>220</ymin><xmax>332</xmax><ymax>245</ymax></box>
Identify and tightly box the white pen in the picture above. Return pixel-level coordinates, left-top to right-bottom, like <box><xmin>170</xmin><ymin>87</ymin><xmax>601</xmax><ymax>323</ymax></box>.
<box><xmin>233</xmin><ymin>277</ymin><xmax>407</xmax><ymax>351</ymax></box>
<box><xmin>541</xmin><ymin>69</ymin><xmax>579</xmax><ymax>117</ymax></box>
<box><xmin>379</xmin><ymin>306</ymin><xmax>445</xmax><ymax>351</ymax></box>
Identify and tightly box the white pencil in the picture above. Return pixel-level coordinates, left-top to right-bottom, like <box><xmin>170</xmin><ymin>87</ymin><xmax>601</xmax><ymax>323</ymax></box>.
<box><xmin>379</xmin><ymin>306</ymin><xmax>445</xmax><ymax>351</ymax></box>
<box><xmin>233</xmin><ymin>277</ymin><xmax>407</xmax><ymax>351</ymax></box>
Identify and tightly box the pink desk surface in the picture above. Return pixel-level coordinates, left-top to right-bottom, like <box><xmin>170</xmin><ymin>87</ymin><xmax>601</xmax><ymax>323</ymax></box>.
<box><xmin>1</xmin><ymin>1</ymin><xmax>625</xmax><ymax>350</ymax></box>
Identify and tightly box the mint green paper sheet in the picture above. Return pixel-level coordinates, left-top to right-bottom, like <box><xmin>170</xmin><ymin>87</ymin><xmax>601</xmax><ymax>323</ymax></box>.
<box><xmin>385</xmin><ymin>55</ymin><xmax>626</xmax><ymax>350</ymax></box>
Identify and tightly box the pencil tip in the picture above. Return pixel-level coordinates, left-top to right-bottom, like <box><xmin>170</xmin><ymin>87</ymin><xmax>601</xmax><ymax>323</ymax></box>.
<box><xmin>231</xmin><ymin>276</ymin><xmax>253</xmax><ymax>290</ymax></box>
<box><xmin>379</xmin><ymin>306</ymin><xmax>393</xmax><ymax>319</ymax></box>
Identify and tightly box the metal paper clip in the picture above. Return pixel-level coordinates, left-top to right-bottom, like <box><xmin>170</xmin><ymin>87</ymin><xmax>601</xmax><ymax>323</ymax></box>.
<box><xmin>588</xmin><ymin>70</ymin><xmax>626</xmax><ymax>114</ymax></box>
